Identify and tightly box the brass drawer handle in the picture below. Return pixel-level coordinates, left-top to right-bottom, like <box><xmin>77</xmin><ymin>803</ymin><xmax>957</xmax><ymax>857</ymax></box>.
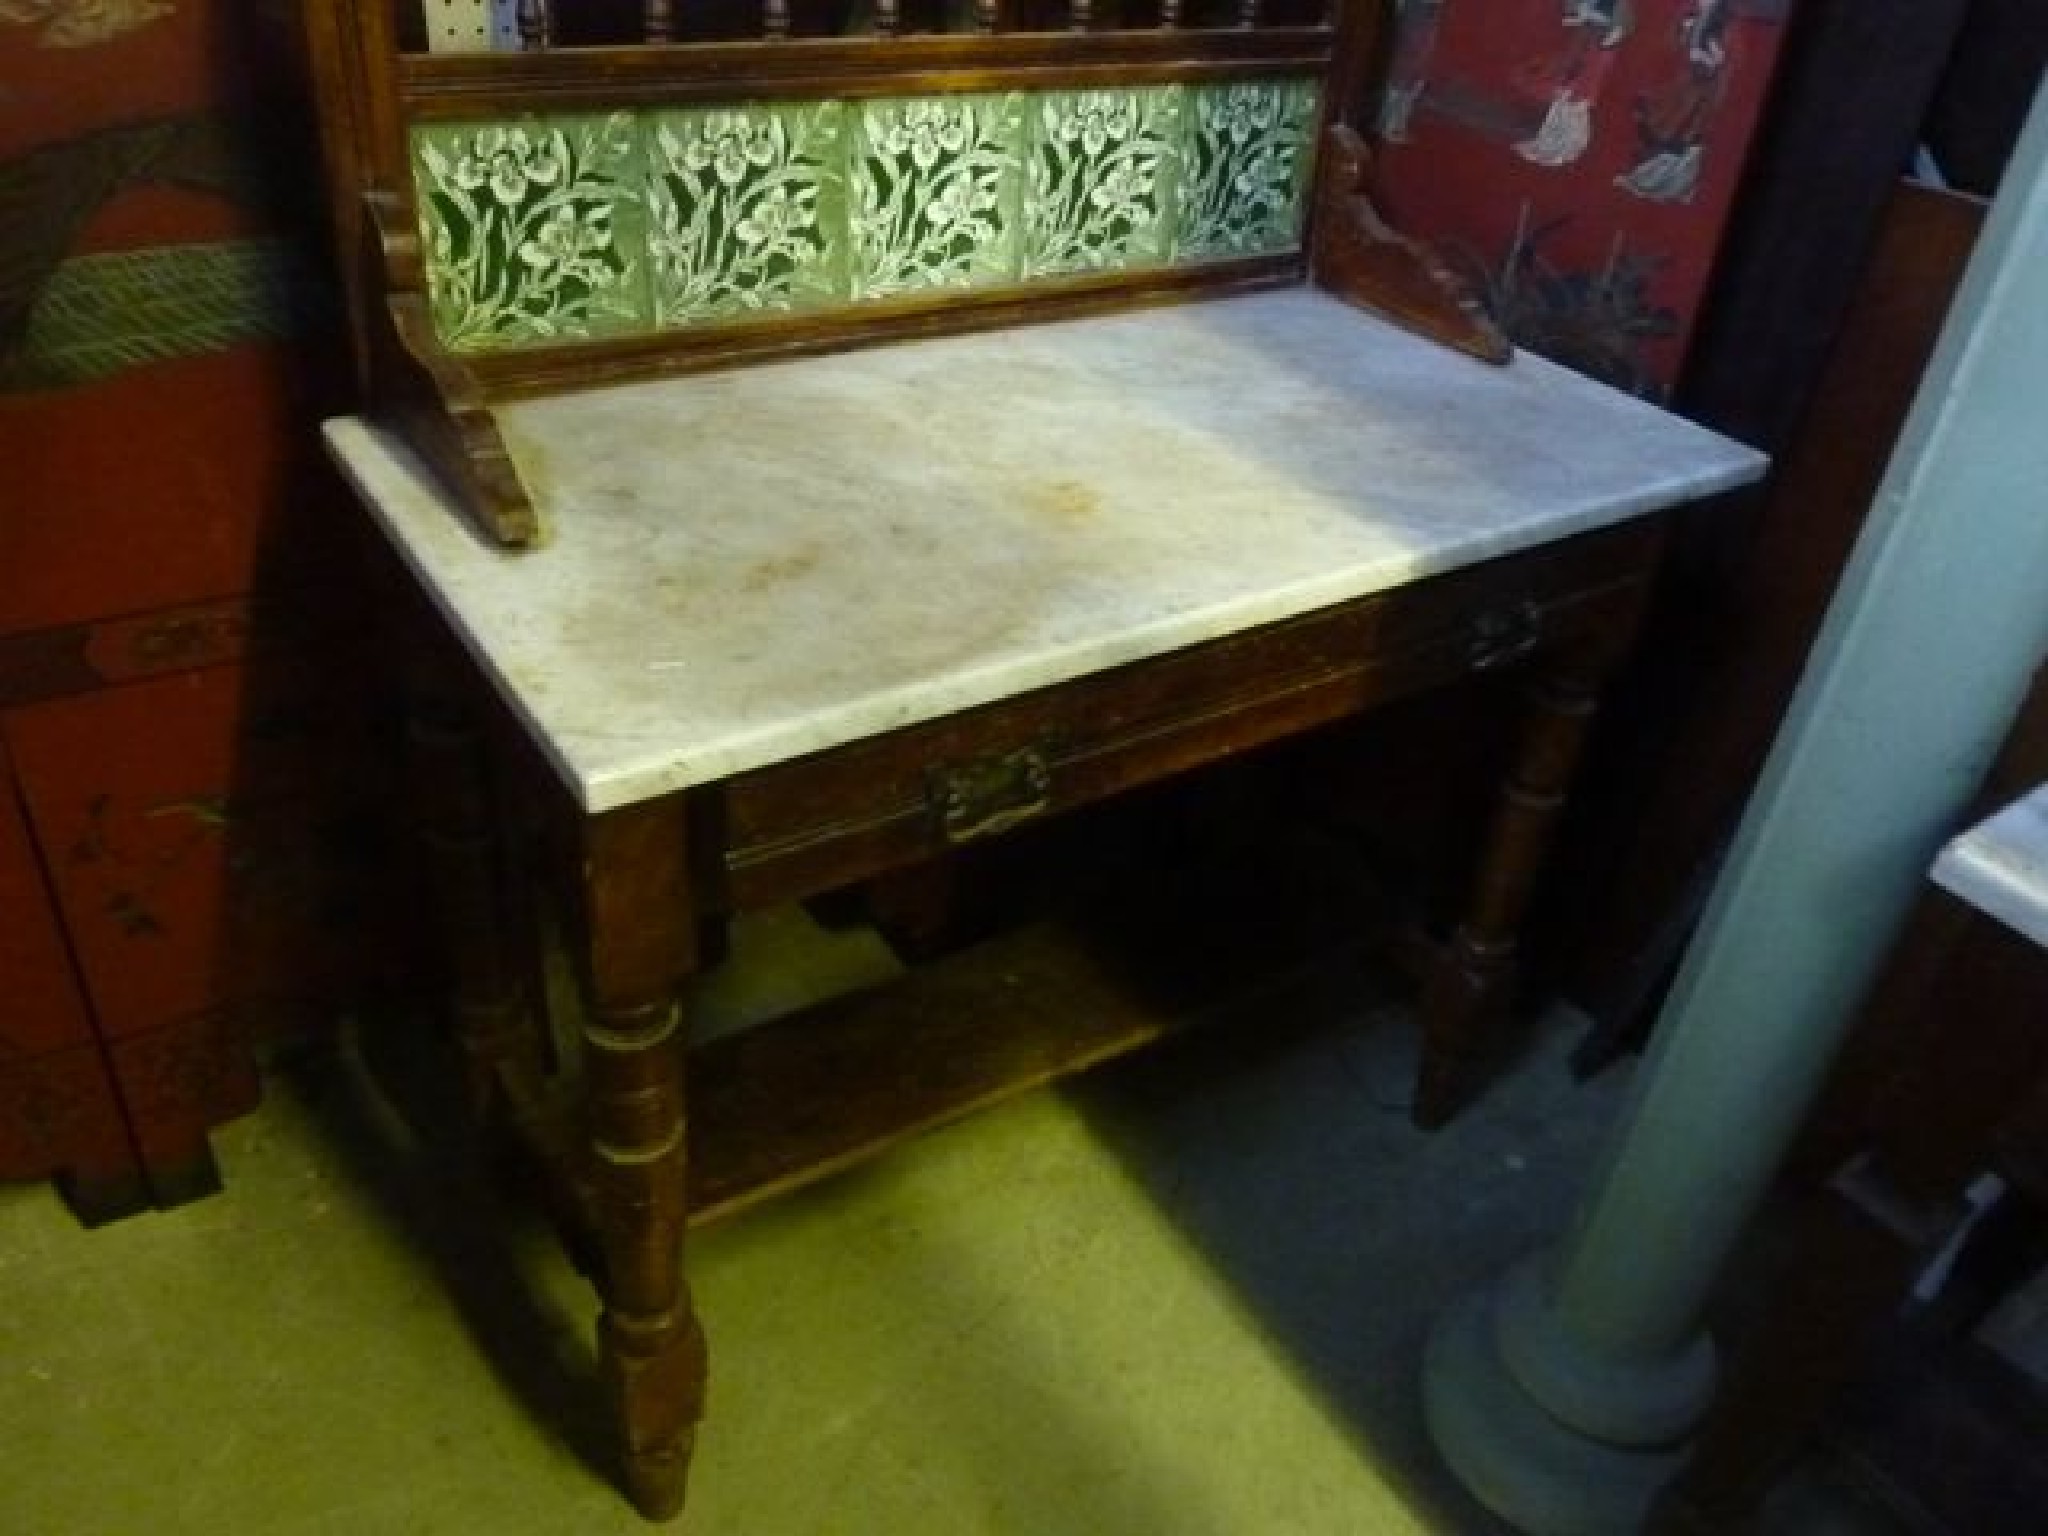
<box><xmin>928</xmin><ymin>747</ymin><xmax>1053</xmax><ymax>844</ymax></box>
<box><xmin>1468</xmin><ymin>599</ymin><xmax>1542</xmax><ymax>672</ymax></box>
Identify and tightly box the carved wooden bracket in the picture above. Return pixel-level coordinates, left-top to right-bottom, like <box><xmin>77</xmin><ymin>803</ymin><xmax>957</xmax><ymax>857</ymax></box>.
<box><xmin>1311</xmin><ymin>124</ymin><xmax>1512</xmax><ymax>367</ymax></box>
<box><xmin>362</xmin><ymin>192</ymin><xmax>540</xmax><ymax>547</ymax></box>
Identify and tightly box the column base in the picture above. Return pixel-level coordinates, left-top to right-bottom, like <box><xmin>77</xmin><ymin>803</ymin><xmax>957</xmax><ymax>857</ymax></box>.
<box><xmin>1424</xmin><ymin>1257</ymin><xmax>1712</xmax><ymax>1536</ymax></box>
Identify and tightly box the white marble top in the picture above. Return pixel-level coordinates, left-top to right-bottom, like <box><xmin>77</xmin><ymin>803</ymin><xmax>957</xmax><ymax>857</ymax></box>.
<box><xmin>327</xmin><ymin>288</ymin><xmax>1765</xmax><ymax>813</ymax></box>
<box><xmin>1933</xmin><ymin>785</ymin><xmax>2048</xmax><ymax>951</ymax></box>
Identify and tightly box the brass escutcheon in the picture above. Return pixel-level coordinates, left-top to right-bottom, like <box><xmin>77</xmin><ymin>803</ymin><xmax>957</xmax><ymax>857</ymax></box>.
<box><xmin>1467</xmin><ymin>599</ymin><xmax>1542</xmax><ymax>671</ymax></box>
<box><xmin>927</xmin><ymin>746</ymin><xmax>1053</xmax><ymax>844</ymax></box>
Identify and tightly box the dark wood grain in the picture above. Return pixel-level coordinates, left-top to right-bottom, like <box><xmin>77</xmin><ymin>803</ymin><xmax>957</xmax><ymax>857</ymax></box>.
<box><xmin>1412</xmin><ymin>621</ymin><xmax>1642</xmax><ymax>1128</ymax></box>
<box><xmin>687</xmin><ymin>888</ymin><xmax>1348</xmax><ymax>1221</ymax></box>
<box><xmin>360</xmin><ymin>198</ymin><xmax>538</xmax><ymax>544</ymax></box>
<box><xmin>396</xmin><ymin>26</ymin><xmax>1333</xmax><ymax>116</ymax></box>
<box><xmin>574</xmin><ymin>799</ymin><xmax>705</xmax><ymax>1521</ymax></box>
<box><xmin>718</xmin><ymin>524</ymin><xmax>1655</xmax><ymax>910</ymax></box>
<box><xmin>468</xmin><ymin>254</ymin><xmax>1303</xmax><ymax>400</ymax></box>
<box><xmin>1310</xmin><ymin>124</ymin><xmax>1510</xmax><ymax>364</ymax></box>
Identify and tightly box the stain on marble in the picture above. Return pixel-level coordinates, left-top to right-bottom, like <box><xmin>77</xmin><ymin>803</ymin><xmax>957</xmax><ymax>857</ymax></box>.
<box><xmin>741</xmin><ymin>545</ymin><xmax>824</xmax><ymax>593</ymax></box>
<box><xmin>1032</xmin><ymin>480</ymin><xmax>1102</xmax><ymax>525</ymax></box>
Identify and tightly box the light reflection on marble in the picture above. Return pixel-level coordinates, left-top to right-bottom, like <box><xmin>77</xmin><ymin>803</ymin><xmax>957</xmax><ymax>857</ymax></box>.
<box><xmin>1933</xmin><ymin>785</ymin><xmax>2048</xmax><ymax>952</ymax></box>
<box><xmin>325</xmin><ymin>289</ymin><xmax>1765</xmax><ymax>812</ymax></box>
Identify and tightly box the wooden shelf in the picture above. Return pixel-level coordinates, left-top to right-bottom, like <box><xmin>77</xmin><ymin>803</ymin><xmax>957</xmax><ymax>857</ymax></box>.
<box><xmin>686</xmin><ymin>847</ymin><xmax>1368</xmax><ymax>1224</ymax></box>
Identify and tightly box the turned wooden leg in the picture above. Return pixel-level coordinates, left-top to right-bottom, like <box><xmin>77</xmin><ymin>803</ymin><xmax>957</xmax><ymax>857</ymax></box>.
<box><xmin>575</xmin><ymin>799</ymin><xmax>706</xmax><ymax>1521</ymax></box>
<box><xmin>406</xmin><ymin>676</ymin><xmax>547</xmax><ymax>1120</ymax></box>
<box><xmin>1414</xmin><ymin>660</ymin><xmax>1602</xmax><ymax>1128</ymax></box>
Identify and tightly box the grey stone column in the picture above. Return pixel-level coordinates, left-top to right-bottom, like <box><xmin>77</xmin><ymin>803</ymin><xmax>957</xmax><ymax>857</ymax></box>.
<box><xmin>1423</xmin><ymin>81</ymin><xmax>2048</xmax><ymax>1536</ymax></box>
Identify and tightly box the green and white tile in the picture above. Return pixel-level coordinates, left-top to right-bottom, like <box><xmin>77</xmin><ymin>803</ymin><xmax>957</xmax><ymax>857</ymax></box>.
<box><xmin>412</xmin><ymin>112</ymin><xmax>649</xmax><ymax>351</ymax></box>
<box><xmin>1024</xmin><ymin>86</ymin><xmax>1183</xmax><ymax>281</ymax></box>
<box><xmin>408</xmin><ymin>78</ymin><xmax>1325</xmax><ymax>353</ymax></box>
<box><xmin>1176</xmin><ymin>79</ymin><xmax>1320</xmax><ymax>265</ymax></box>
<box><xmin>646</xmin><ymin>101</ymin><xmax>849</xmax><ymax>327</ymax></box>
<box><xmin>850</xmin><ymin>94</ymin><xmax>1025</xmax><ymax>301</ymax></box>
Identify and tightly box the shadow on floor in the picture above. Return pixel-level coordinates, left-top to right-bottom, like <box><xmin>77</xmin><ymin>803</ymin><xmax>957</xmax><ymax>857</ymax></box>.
<box><xmin>1065</xmin><ymin>960</ymin><xmax>1629</xmax><ymax>1536</ymax></box>
<box><xmin>268</xmin><ymin>1014</ymin><xmax>618</xmax><ymax>1486</ymax></box>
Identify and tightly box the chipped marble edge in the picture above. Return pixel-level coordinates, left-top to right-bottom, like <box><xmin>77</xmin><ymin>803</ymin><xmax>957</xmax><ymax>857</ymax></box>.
<box><xmin>327</xmin><ymin>416</ymin><xmax>1761</xmax><ymax>814</ymax></box>
<box><xmin>1932</xmin><ymin>785</ymin><xmax>2048</xmax><ymax>952</ymax></box>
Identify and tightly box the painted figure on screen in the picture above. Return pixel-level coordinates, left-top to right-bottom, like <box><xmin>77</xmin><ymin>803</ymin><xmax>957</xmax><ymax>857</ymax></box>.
<box><xmin>1514</xmin><ymin>0</ymin><xmax>1633</xmax><ymax>167</ymax></box>
<box><xmin>1617</xmin><ymin>0</ymin><xmax>1737</xmax><ymax>202</ymax></box>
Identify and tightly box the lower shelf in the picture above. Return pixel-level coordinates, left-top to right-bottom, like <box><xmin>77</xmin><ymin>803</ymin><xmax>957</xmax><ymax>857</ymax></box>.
<box><xmin>686</xmin><ymin>857</ymin><xmax>1369</xmax><ymax>1226</ymax></box>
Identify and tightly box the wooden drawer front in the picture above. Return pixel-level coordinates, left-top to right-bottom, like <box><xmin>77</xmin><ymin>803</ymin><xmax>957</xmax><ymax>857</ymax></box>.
<box><xmin>718</xmin><ymin>522</ymin><xmax>1657</xmax><ymax>908</ymax></box>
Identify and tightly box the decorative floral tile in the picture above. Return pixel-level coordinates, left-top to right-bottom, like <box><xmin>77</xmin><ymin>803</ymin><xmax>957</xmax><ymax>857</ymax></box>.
<box><xmin>1024</xmin><ymin>87</ymin><xmax>1182</xmax><ymax>281</ymax></box>
<box><xmin>408</xmin><ymin>79</ymin><xmax>1326</xmax><ymax>352</ymax></box>
<box><xmin>1176</xmin><ymin>79</ymin><xmax>1320</xmax><ymax>264</ymax></box>
<box><xmin>413</xmin><ymin>113</ymin><xmax>648</xmax><ymax>351</ymax></box>
<box><xmin>850</xmin><ymin>95</ymin><xmax>1025</xmax><ymax>301</ymax></box>
<box><xmin>647</xmin><ymin>101</ymin><xmax>847</xmax><ymax>327</ymax></box>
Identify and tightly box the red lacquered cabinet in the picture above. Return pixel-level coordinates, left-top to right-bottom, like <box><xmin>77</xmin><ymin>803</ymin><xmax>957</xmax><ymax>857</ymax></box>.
<box><xmin>0</xmin><ymin>5</ymin><xmax>406</xmax><ymax>1221</ymax></box>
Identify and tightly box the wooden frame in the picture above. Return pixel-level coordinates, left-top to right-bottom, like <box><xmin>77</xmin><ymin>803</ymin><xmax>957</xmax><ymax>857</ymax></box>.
<box><xmin>301</xmin><ymin>2</ymin><xmax>1657</xmax><ymax>1521</ymax></box>
<box><xmin>387</xmin><ymin>513</ymin><xmax>1660</xmax><ymax>1518</ymax></box>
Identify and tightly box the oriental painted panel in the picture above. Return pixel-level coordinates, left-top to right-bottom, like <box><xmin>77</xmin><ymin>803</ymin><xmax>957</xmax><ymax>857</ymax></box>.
<box><xmin>1372</xmin><ymin>0</ymin><xmax>1795</xmax><ymax>395</ymax></box>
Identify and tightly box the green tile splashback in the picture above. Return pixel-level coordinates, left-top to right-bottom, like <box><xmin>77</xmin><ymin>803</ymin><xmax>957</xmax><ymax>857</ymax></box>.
<box><xmin>647</xmin><ymin>102</ymin><xmax>847</xmax><ymax>325</ymax></box>
<box><xmin>411</xmin><ymin>79</ymin><xmax>1321</xmax><ymax>354</ymax></box>
<box><xmin>1025</xmin><ymin>88</ymin><xmax>1184</xmax><ymax>280</ymax></box>
<box><xmin>415</xmin><ymin>114</ymin><xmax>650</xmax><ymax>349</ymax></box>
<box><xmin>851</xmin><ymin>94</ymin><xmax>1026</xmax><ymax>299</ymax></box>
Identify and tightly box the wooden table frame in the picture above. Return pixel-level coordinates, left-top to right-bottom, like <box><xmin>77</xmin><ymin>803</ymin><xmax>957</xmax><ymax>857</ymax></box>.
<box><xmin>301</xmin><ymin>0</ymin><xmax>1756</xmax><ymax>1516</ymax></box>
<box><xmin>391</xmin><ymin>513</ymin><xmax>1662</xmax><ymax>1518</ymax></box>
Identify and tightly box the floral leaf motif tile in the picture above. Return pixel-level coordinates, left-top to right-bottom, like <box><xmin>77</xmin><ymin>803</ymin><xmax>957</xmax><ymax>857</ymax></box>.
<box><xmin>1025</xmin><ymin>87</ymin><xmax>1182</xmax><ymax>281</ymax></box>
<box><xmin>647</xmin><ymin>102</ymin><xmax>847</xmax><ymax>326</ymax></box>
<box><xmin>1177</xmin><ymin>79</ymin><xmax>1320</xmax><ymax>264</ymax></box>
<box><xmin>413</xmin><ymin>113</ymin><xmax>648</xmax><ymax>351</ymax></box>
<box><xmin>851</xmin><ymin>95</ymin><xmax>1024</xmax><ymax>301</ymax></box>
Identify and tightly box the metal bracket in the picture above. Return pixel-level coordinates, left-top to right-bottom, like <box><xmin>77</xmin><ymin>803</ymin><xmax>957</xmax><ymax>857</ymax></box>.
<box><xmin>927</xmin><ymin>746</ymin><xmax>1053</xmax><ymax>844</ymax></box>
<box><xmin>1468</xmin><ymin>599</ymin><xmax>1542</xmax><ymax>672</ymax></box>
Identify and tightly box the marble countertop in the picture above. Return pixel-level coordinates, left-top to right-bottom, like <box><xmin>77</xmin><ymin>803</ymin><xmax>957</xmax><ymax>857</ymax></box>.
<box><xmin>327</xmin><ymin>288</ymin><xmax>1766</xmax><ymax>813</ymax></box>
<box><xmin>1933</xmin><ymin>785</ymin><xmax>2048</xmax><ymax>951</ymax></box>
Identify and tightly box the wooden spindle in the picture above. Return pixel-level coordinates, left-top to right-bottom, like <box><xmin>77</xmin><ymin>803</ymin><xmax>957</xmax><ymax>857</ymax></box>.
<box><xmin>1159</xmin><ymin>0</ymin><xmax>1181</xmax><ymax>26</ymax></box>
<box><xmin>1070</xmin><ymin>0</ymin><xmax>1091</xmax><ymax>31</ymax></box>
<box><xmin>764</xmin><ymin>0</ymin><xmax>790</xmax><ymax>36</ymax></box>
<box><xmin>974</xmin><ymin>0</ymin><xmax>996</xmax><ymax>33</ymax></box>
<box><xmin>1236</xmin><ymin>0</ymin><xmax>1258</xmax><ymax>26</ymax></box>
<box><xmin>875</xmin><ymin>0</ymin><xmax>899</xmax><ymax>35</ymax></box>
<box><xmin>646</xmin><ymin>0</ymin><xmax>675</xmax><ymax>41</ymax></box>
<box><xmin>516</xmin><ymin>0</ymin><xmax>552</xmax><ymax>49</ymax></box>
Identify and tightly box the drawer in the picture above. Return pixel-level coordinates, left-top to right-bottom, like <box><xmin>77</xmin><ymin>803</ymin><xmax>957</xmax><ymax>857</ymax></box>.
<box><xmin>716</xmin><ymin>521</ymin><xmax>1659</xmax><ymax>908</ymax></box>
